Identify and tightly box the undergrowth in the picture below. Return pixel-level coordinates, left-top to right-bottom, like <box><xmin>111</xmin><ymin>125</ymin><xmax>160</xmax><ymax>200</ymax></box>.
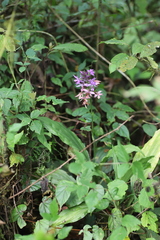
<box><xmin>0</xmin><ymin>1</ymin><xmax>160</xmax><ymax>240</ymax></box>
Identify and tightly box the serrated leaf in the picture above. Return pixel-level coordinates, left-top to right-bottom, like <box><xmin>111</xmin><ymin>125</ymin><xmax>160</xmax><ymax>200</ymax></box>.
<box><xmin>30</xmin><ymin>109</ymin><xmax>41</xmax><ymax>119</ymax></box>
<box><xmin>54</xmin><ymin>43</ymin><xmax>88</xmax><ymax>52</ymax></box>
<box><xmin>9</xmin><ymin>153</ymin><xmax>24</xmax><ymax>167</ymax></box>
<box><xmin>11</xmin><ymin>204</ymin><xmax>27</xmax><ymax>222</ymax></box>
<box><xmin>122</xmin><ymin>215</ymin><xmax>140</xmax><ymax>234</ymax></box>
<box><xmin>141</xmin><ymin>211</ymin><xmax>158</xmax><ymax>233</ymax></box>
<box><xmin>102</xmin><ymin>38</ymin><xmax>127</xmax><ymax>45</ymax></box>
<box><xmin>39</xmin><ymin>197</ymin><xmax>53</xmax><ymax>216</ymax></box>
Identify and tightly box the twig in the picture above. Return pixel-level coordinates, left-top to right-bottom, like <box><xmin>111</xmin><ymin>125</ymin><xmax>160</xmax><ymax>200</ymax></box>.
<box><xmin>9</xmin><ymin>115</ymin><xmax>133</xmax><ymax>199</ymax></box>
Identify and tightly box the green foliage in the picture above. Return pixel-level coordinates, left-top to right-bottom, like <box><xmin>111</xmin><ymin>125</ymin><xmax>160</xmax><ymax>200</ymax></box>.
<box><xmin>0</xmin><ymin>1</ymin><xmax>160</xmax><ymax>240</ymax></box>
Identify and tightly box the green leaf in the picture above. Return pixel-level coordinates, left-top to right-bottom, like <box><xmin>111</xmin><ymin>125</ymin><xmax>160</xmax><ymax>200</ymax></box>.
<box><xmin>30</xmin><ymin>110</ymin><xmax>41</xmax><ymax>119</ymax></box>
<box><xmin>132</xmin><ymin>42</ymin><xmax>144</xmax><ymax>55</ymax></box>
<box><xmin>104</xmin><ymin>179</ymin><xmax>128</xmax><ymax>200</ymax></box>
<box><xmin>52</xmin><ymin>203</ymin><xmax>88</xmax><ymax>227</ymax></box>
<box><xmin>76</xmin><ymin>185</ymin><xmax>89</xmax><ymax>200</ymax></box>
<box><xmin>39</xmin><ymin>197</ymin><xmax>52</xmax><ymax>216</ymax></box>
<box><xmin>2</xmin><ymin>98</ymin><xmax>11</xmax><ymax>115</ymax></box>
<box><xmin>49</xmin><ymin>199</ymin><xmax>59</xmax><ymax>221</ymax></box>
<box><xmin>112</xmin><ymin>122</ymin><xmax>130</xmax><ymax>139</ymax></box>
<box><xmin>51</xmin><ymin>77</ymin><xmax>62</xmax><ymax>87</ymax></box>
<box><xmin>53</xmin><ymin>43</ymin><xmax>88</xmax><ymax>52</ymax></box>
<box><xmin>9</xmin><ymin>153</ymin><xmax>24</xmax><ymax>167</ymax></box>
<box><xmin>30</xmin><ymin>120</ymin><xmax>42</xmax><ymax>134</ymax></box>
<box><xmin>34</xmin><ymin>219</ymin><xmax>50</xmax><ymax>233</ymax></box>
<box><xmin>31</xmin><ymin>44</ymin><xmax>47</xmax><ymax>51</ymax></box>
<box><xmin>48</xmin><ymin>169</ymin><xmax>75</xmax><ymax>185</ymax></box>
<box><xmin>92</xmin><ymin>225</ymin><xmax>104</xmax><ymax>240</ymax></box>
<box><xmin>118</xmin><ymin>56</ymin><xmax>138</xmax><ymax>72</ymax></box>
<box><xmin>142</xmin><ymin>124</ymin><xmax>157</xmax><ymax>137</ymax></box>
<box><xmin>58</xmin><ymin>226</ymin><xmax>72</xmax><ymax>239</ymax></box>
<box><xmin>133</xmin><ymin>129</ymin><xmax>160</xmax><ymax>177</ymax></box>
<box><xmin>102</xmin><ymin>38</ymin><xmax>127</xmax><ymax>45</ymax></box>
<box><xmin>138</xmin><ymin>188</ymin><xmax>154</xmax><ymax>209</ymax></box>
<box><xmin>11</xmin><ymin>204</ymin><xmax>27</xmax><ymax>222</ymax></box>
<box><xmin>121</xmin><ymin>215</ymin><xmax>140</xmax><ymax>234</ymax></box>
<box><xmin>108</xmin><ymin>208</ymin><xmax>122</xmax><ymax>231</ymax></box>
<box><xmin>140</xmin><ymin>41</ymin><xmax>160</xmax><ymax>58</ymax></box>
<box><xmin>55</xmin><ymin>180</ymin><xmax>76</xmax><ymax>208</ymax></box>
<box><xmin>4</xmin><ymin>35</ymin><xmax>15</xmax><ymax>51</ymax></box>
<box><xmin>141</xmin><ymin>211</ymin><xmax>158</xmax><ymax>233</ymax></box>
<box><xmin>109</xmin><ymin>226</ymin><xmax>127</xmax><ymax>240</ymax></box>
<box><xmin>38</xmin><ymin>117</ymin><xmax>90</xmax><ymax>160</ymax></box>
<box><xmin>111</xmin><ymin>53</ymin><xmax>129</xmax><ymax>69</ymax></box>
<box><xmin>85</xmin><ymin>190</ymin><xmax>99</xmax><ymax>212</ymax></box>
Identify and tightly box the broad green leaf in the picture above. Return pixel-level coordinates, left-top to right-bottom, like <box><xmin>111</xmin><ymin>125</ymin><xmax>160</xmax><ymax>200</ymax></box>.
<box><xmin>54</xmin><ymin>43</ymin><xmax>88</xmax><ymax>52</ymax></box>
<box><xmin>111</xmin><ymin>53</ymin><xmax>129</xmax><ymax>69</ymax></box>
<box><xmin>7</xmin><ymin>131</ymin><xmax>24</xmax><ymax>151</ymax></box>
<box><xmin>138</xmin><ymin>188</ymin><xmax>154</xmax><ymax>209</ymax></box>
<box><xmin>39</xmin><ymin>197</ymin><xmax>53</xmax><ymax>216</ymax></box>
<box><xmin>146</xmin><ymin>57</ymin><xmax>158</xmax><ymax>69</ymax></box>
<box><xmin>30</xmin><ymin>109</ymin><xmax>41</xmax><ymax>119</ymax></box>
<box><xmin>126</xmin><ymin>85</ymin><xmax>160</xmax><ymax>102</ymax></box>
<box><xmin>52</xmin><ymin>203</ymin><xmax>88</xmax><ymax>227</ymax></box>
<box><xmin>37</xmin><ymin>133</ymin><xmax>51</xmax><ymax>151</ymax></box>
<box><xmin>132</xmin><ymin>42</ymin><xmax>144</xmax><ymax>55</ymax></box>
<box><xmin>31</xmin><ymin>44</ymin><xmax>47</xmax><ymax>51</ymax></box>
<box><xmin>104</xmin><ymin>179</ymin><xmax>128</xmax><ymax>200</ymax></box>
<box><xmin>92</xmin><ymin>225</ymin><xmax>104</xmax><ymax>240</ymax></box>
<box><xmin>58</xmin><ymin>226</ymin><xmax>72</xmax><ymax>240</ymax></box>
<box><xmin>121</xmin><ymin>215</ymin><xmax>140</xmax><ymax>234</ymax></box>
<box><xmin>4</xmin><ymin>35</ymin><xmax>15</xmax><ymax>51</ymax></box>
<box><xmin>30</xmin><ymin>120</ymin><xmax>42</xmax><ymax>134</ymax></box>
<box><xmin>48</xmin><ymin>169</ymin><xmax>75</xmax><ymax>185</ymax></box>
<box><xmin>140</xmin><ymin>41</ymin><xmax>160</xmax><ymax>58</ymax></box>
<box><xmin>112</xmin><ymin>123</ymin><xmax>130</xmax><ymax>139</ymax></box>
<box><xmin>81</xmin><ymin>225</ymin><xmax>93</xmax><ymax>240</ymax></box>
<box><xmin>9</xmin><ymin>153</ymin><xmax>24</xmax><ymax>167</ymax></box>
<box><xmin>17</xmin><ymin>218</ymin><xmax>26</xmax><ymax>229</ymax></box>
<box><xmin>11</xmin><ymin>204</ymin><xmax>27</xmax><ymax>222</ymax></box>
<box><xmin>2</xmin><ymin>98</ymin><xmax>11</xmax><ymax>115</ymax></box>
<box><xmin>133</xmin><ymin>129</ymin><xmax>160</xmax><ymax>177</ymax></box>
<box><xmin>141</xmin><ymin>211</ymin><xmax>158</xmax><ymax>233</ymax></box>
<box><xmin>108</xmin><ymin>208</ymin><xmax>122</xmax><ymax>231</ymax></box>
<box><xmin>85</xmin><ymin>190</ymin><xmax>99</xmax><ymax>212</ymax></box>
<box><xmin>109</xmin><ymin>226</ymin><xmax>127</xmax><ymax>240</ymax></box>
<box><xmin>142</xmin><ymin>124</ymin><xmax>157</xmax><ymax>137</ymax></box>
<box><xmin>113</xmin><ymin>102</ymin><xmax>134</xmax><ymax>112</ymax></box>
<box><xmin>34</xmin><ymin>219</ymin><xmax>50</xmax><ymax>233</ymax></box>
<box><xmin>118</xmin><ymin>56</ymin><xmax>138</xmax><ymax>72</ymax></box>
<box><xmin>55</xmin><ymin>180</ymin><xmax>76</xmax><ymax>208</ymax></box>
<box><xmin>38</xmin><ymin>117</ymin><xmax>89</xmax><ymax>160</ymax></box>
<box><xmin>51</xmin><ymin>77</ymin><xmax>62</xmax><ymax>87</ymax></box>
<box><xmin>49</xmin><ymin>199</ymin><xmax>58</xmax><ymax>218</ymax></box>
<box><xmin>102</xmin><ymin>38</ymin><xmax>127</xmax><ymax>45</ymax></box>
<box><xmin>76</xmin><ymin>185</ymin><xmax>89</xmax><ymax>200</ymax></box>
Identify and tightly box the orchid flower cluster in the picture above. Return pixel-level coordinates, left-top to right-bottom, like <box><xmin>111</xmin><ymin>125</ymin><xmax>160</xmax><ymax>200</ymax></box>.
<box><xmin>74</xmin><ymin>69</ymin><xmax>102</xmax><ymax>106</ymax></box>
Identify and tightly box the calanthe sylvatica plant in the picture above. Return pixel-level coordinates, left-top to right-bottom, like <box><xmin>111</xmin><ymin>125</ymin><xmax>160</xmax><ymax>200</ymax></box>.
<box><xmin>1</xmin><ymin>1</ymin><xmax>160</xmax><ymax>240</ymax></box>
